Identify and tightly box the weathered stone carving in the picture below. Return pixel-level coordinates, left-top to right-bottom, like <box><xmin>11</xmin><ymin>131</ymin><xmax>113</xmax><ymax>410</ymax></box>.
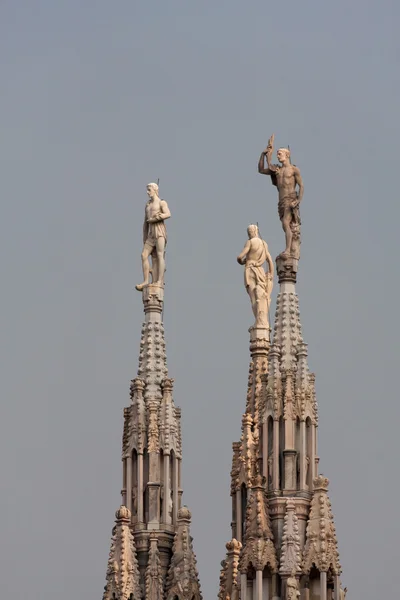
<box><xmin>237</xmin><ymin>413</ymin><xmax>257</xmax><ymax>489</ymax></box>
<box><xmin>280</xmin><ymin>500</ymin><xmax>302</xmax><ymax>576</ymax></box>
<box><xmin>218</xmin><ymin>539</ymin><xmax>242</xmax><ymax>600</ymax></box>
<box><xmin>136</xmin><ymin>183</ymin><xmax>171</xmax><ymax>291</ymax></box>
<box><xmin>303</xmin><ymin>476</ymin><xmax>341</xmax><ymax>574</ymax></box>
<box><xmin>285</xmin><ymin>570</ymin><xmax>300</xmax><ymax>600</ymax></box>
<box><xmin>145</xmin><ymin>534</ymin><xmax>164</xmax><ymax>600</ymax></box>
<box><xmin>239</xmin><ymin>475</ymin><xmax>278</xmax><ymax>573</ymax></box>
<box><xmin>103</xmin><ymin>506</ymin><xmax>141</xmax><ymax>600</ymax></box>
<box><xmin>166</xmin><ymin>507</ymin><xmax>202</xmax><ymax>600</ymax></box>
<box><xmin>237</xmin><ymin>224</ymin><xmax>274</xmax><ymax>329</ymax></box>
<box><xmin>258</xmin><ymin>135</ymin><xmax>304</xmax><ymax>260</ymax></box>
<box><xmin>339</xmin><ymin>586</ymin><xmax>347</xmax><ymax>600</ymax></box>
<box><xmin>147</xmin><ymin>400</ymin><xmax>160</xmax><ymax>453</ymax></box>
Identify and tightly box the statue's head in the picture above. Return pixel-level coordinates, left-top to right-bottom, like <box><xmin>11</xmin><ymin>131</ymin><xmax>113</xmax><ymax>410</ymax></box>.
<box><xmin>247</xmin><ymin>224</ymin><xmax>259</xmax><ymax>239</ymax></box>
<box><xmin>147</xmin><ymin>182</ymin><xmax>159</xmax><ymax>198</ymax></box>
<box><xmin>277</xmin><ymin>147</ymin><xmax>290</xmax><ymax>163</ymax></box>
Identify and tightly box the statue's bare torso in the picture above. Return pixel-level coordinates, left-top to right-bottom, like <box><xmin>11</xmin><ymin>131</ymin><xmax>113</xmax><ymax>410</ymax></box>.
<box><xmin>275</xmin><ymin>163</ymin><xmax>298</xmax><ymax>201</ymax></box>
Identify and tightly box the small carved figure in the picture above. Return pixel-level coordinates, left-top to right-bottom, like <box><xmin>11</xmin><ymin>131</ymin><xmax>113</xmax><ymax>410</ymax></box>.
<box><xmin>136</xmin><ymin>183</ymin><xmax>171</xmax><ymax>291</ymax></box>
<box><xmin>286</xmin><ymin>570</ymin><xmax>300</xmax><ymax>600</ymax></box>
<box><xmin>168</xmin><ymin>490</ymin><xmax>173</xmax><ymax>522</ymax></box>
<box><xmin>339</xmin><ymin>586</ymin><xmax>347</xmax><ymax>600</ymax></box>
<box><xmin>258</xmin><ymin>135</ymin><xmax>304</xmax><ymax>260</ymax></box>
<box><xmin>237</xmin><ymin>224</ymin><xmax>274</xmax><ymax>329</ymax></box>
<box><xmin>267</xmin><ymin>452</ymin><xmax>273</xmax><ymax>488</ymax></box>
<box><xmin>305</xmin><ymin>455</ymin><xmax>310</xmax><ymax>486</ymax></box>
<box><xmin>131</xmin><ymin>488</ymin><xmax>138</xmax><ymax>516</ymax></box>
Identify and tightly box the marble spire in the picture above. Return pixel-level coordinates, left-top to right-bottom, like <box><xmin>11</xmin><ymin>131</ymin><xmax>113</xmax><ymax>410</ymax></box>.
<box><xmin>102</xmin><ymin>185</ymin><xmax>201</xmax><ymax>599</ymax></box>
<box><xmin>219</xmin><ymin>145</ymin><xmax>345</xmax><ymax>600</ymax></box>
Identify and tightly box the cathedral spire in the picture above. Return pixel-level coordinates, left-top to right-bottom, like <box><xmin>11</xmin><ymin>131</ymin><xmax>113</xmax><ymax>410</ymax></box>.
<box><xmin>218</xmin><ymin>141</ymin><xmax>346</xmax><ymax>600</ymax></box>
<box><xmin>102</xmin><ymin>184</ymin><xmax>201</xmax><ymax>599</ymax></box>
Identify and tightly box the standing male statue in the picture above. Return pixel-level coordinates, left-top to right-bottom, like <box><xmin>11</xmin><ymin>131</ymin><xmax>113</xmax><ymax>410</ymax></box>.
<box><xmin>237</xmin><ymin>224</ymin><xmax>274</xmax><ymax>329</ymax></box>
<box><xmin>136</xmin><ymin>183</ymin><xmax>171</xmax><ymax>291</ymax></box>
<box><xmin>258</xmin><ymin>134</ymin><xmax>304</xmax><ymax>260</ymax></box>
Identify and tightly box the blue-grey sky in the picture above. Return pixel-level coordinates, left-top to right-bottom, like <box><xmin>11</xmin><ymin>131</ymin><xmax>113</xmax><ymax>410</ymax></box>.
<box><xmin>1</xmin><ymin>2</ymin><xmax>398</xmax><ymax>599</ymax></box>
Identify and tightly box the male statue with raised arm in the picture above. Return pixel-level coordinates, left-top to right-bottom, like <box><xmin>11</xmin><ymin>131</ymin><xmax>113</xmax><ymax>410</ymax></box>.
<box><xmin>258</xmin><ymin>134</ymin><xmax>304</xmax><ymax>260</ymax></box>
<box><xmin>136</xmin><ymin>182</ymin><xmax>171</xmax><ymax>291</ymax></box>
<box><xmin>237</xmin><ymin>224</ymin><xmax>274</xmax><ymax>329</ymax></box>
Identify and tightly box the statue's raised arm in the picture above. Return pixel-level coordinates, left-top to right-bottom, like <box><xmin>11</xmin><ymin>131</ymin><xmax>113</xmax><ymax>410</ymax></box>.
<box><xmin>258</xmin><ymin>134</ymin><xmax>278</xmax><ymax>179</ymax></box>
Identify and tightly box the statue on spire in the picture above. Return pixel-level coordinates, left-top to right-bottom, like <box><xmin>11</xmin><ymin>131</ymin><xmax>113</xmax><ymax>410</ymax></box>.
<box><xmin>258</xmin><ymin>135</ymin><xmax>304</xmax><ymax>260</ymax></box>
<box><xmin>237</xmin><ymin>225</ymin><xmax>274</xmax><ymax>329</ymax></box>
<box><xmin>136</xmin><ymin>182</ymin><xmax>171</xmax><ymax>292</ymax></box>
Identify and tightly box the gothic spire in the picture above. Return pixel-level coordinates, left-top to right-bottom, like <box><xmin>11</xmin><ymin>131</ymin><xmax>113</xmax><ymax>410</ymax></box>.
<box><xmin>102</xmin><ymin>183</ymin><xmax>201</xmax><ymax>599</ymax></box>
<box><xmin>166</xmin><ymin>507</ymin><xmax>202</xmax><ymax>600</ymax></box>
<box><xmin>103</xmin><ymin>506</ymin><xmax>141</xmax><ymax>600</ymax></box>
<box><xmin>303</xmin><ymin>476</ymin><xmax>341</xmax><ymax>575</ymax></box>
<box><xmin>239</xmin><ymin>475</ymin><xmax>278</xmax><ymax>575</ymax></box>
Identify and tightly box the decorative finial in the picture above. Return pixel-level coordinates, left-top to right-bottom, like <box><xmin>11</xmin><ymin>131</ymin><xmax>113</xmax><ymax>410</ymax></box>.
<box><xmin>258</xmin><ymin>135</ymin><xmax>304</xmax><ymax>263</ymax></box>
<box><xmin>313</xmin><ymin>474</ymin><xmax>329</xmax><ymax>490</ymax></box>
<box><xmin>136</xmin><ymin>182</ymin><xmax>171</xmax><ymax>292</ymax></box>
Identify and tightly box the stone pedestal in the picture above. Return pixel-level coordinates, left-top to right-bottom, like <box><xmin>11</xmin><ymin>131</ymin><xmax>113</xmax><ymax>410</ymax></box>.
<box><xmin>276</xmin><ymin>256</ymin><xmax>298</xmax><ymax>285</ymax></box>
<box><xmin>249</xmin><ymin>325</ymin><xmax>270</xmax><ymax>356</ymax></box>
<box><xmin>142</xmin><ymin>283</ymin><xmax>164</xmax><ymax>317</ymax></box>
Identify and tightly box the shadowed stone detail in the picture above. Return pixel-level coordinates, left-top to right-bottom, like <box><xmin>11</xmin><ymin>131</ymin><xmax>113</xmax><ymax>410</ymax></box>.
<box><xmin>103</xmin><ymin>506</ymin><xmax>141</xmax><ymax>600</ymax></box>
<box><xmin>166</xmin><ymin>507</ymin><xmax>202</xmax><ymax>600</ymax></box>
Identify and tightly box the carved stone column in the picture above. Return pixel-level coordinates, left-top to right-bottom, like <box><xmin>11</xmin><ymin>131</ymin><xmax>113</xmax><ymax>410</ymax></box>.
<box><xmin>320</xmin><ymin>572</ymin><xmax>327</xmax><ymax>600</ymax></box>
<box><xmin>273</xmin><ymin>418</ymin><xmax>280</xmax><ymax>490</ymax></box>
<box><xmin>137</xmin><ymin>452</ymin><xmax>144</xmax><ymax>522</ymax></box>
<box><xmin>333</xmin><ymin>575</ymin><xmax>340</xmax><ymax>600</ymax></box>
<box><xmin>300</xmin><ymin>419</ymin><xmax>307</xmax><ymax>489</ymax></box>
<box><xmin>236</xmin><ymin>489</ymin><xmax>242</xmax><ymax>543</ymax></box>
<box><xmin>173</xmin><ymin>455</ymin><xmax>179</xmax><ymax>524</ymax></box>
<box><xmin>241</xmin><ymin>573</ymin><xmax>248</xmax><ymax>600</ymax></box>
<box><xmin>126</xmin><ymin>455</ymin><xmax>132</xmax><ymax>514</ymax></box>
<box><xmin>311</xmin><ymin>425</ymin><xmax>316</xmax><ymax>489</ymax></box>
<box><xmin>283</xmin><ymin>449</ymin><xmax>297</xmax><ymax>491</ymax></box>
<box><xmin>271</xmin><ymin>573</ymin><xmax>279</xmax><ymax>600</ymax></box>
<box><xmin>255</xmin><ymin>570</ymin><xmax>263</xmax><ymax>600</ymax></box>
<box><xmin>163</xmin><ymin>451</ymin><xmax>170</xmax><ymax>524</ymax></box>
<box><xmin>262</xmin><ymin>420</ymin><xmax>268</xmax><ymax>480</ymax></box>
<box><xmin>303</xmin><ymin>581</ymin><xmax>310</xmax><ymax>600</ymax></box>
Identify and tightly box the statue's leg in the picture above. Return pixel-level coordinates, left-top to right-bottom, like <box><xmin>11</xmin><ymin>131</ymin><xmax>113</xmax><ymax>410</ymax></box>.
<box><xmin>154</xmin><ymin>237</ymin><xmax>166</xmax><ymax>284</ymax></box>
<box><xmin>248</xmin><ymin>284</ymin><xmax>258</xmax><ymax>321</ymax></box>
<box><xmin>254</xmin><ymin>284</ymin><xmax>268</xmax><ymax>327</ymax></box>
<box><xmin>282</xmin><ymin>209</ymin><xmax>293</xmax><ymax>256</ymax></box>
<box><xmin>151</xmin><ymin>248</ymin><xmax>158</xmax><ymax>283</ymax></box>
<box><xmin>135</xmin><ymin>244</ymin><xmax>152</xmax><ymax>291</ymax></box>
